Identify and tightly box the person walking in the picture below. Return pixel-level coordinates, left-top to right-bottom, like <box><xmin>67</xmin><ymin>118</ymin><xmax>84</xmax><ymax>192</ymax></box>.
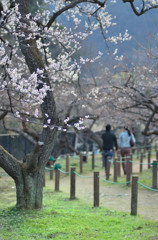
<box><xmin>119</xmin><ymin>127</ymin><xmax>136</xmax><ymax>174</ymax></box>
<box><xmin>102</xmin><ymin>124</ymin><xmax>118</xmax><ymax>174</ymax></box>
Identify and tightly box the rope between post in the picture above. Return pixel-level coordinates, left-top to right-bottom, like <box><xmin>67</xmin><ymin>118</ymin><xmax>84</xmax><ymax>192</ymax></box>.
<box><xmin>137</xmin><ymin>181</ymin><xmax>158</xmax><ymax>192</ymax></box>
<box><xmin>58</xmin><ymin>168</ymin><xmax>70</xmax><ymax>174</ymax></box>
<box><xmin>129</xmin><ymin>160</ymin><xmax>151</xmax><ymax>165</ymax></box>
<box><xmin>45</xmin><ymin>167</ymin><xmax>54</xmax><ymax>171</ymax></box>
<box><xmin>73</xmin><ymin>171</ymin><xmax>93</xmax><ymax>178</ymax></box>
<box><xmin>98</xmin><ymin>175</ymin><xmax>131</xmax><ymax>184</ymax></box>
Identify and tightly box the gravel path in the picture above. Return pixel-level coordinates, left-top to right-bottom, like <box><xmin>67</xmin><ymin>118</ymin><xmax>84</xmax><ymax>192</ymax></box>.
<box><xmin>58</xmin><ymin>169</ymin><xmax>158</xmax><ymax>222</ymax></box>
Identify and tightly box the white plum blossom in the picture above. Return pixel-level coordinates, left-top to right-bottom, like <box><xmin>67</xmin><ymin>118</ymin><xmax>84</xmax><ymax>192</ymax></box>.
<box><xmin>113</xmin><ymin>48</ymin><xmax>118</xmax><ymax>55</ymax></box>
<box><xmin>0</xmin><ymin>0</ymin><xmax>157</xmax><ymax>131</ymax></box>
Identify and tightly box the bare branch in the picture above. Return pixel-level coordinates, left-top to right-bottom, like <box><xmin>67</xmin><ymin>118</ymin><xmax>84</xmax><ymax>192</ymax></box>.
<box><xmin>0</xmin><ymin>110</ymin><xmax>8</xmax><ymax>120</ymax></box>
<box><xmin>0</xmin><ymin>145</ymin><xmax>22</xmax><ymax>179</ymax></box>
<box><xmin>0</xmin><ymin>1</ymin><xmax>3</xmax><ymax>18</ymax></box>
<box><xmin>142</xmin><ymin>109</ymin><xmax>157</xmax><ymax>135</ymax></box>
<box><xmin>22</xmin><ymin>121</ymin><xmax>40</xmax><ymax>142</ymax></box>
<box><xmin>142</xmin><ymin>128</ymin><xmax>158</xmax><ymax>136</ymax></box>
<box><xmin>83</xmin><ymin>128</ymin><xmax>102</xmax><ymax>149</ymax></box>
<box><xmin>3</xmin><ymin>121</ymin><xmax>37</xmax><ymax>145</ymax></box>
<box><xmin>28</xmin><ymin>141</ymin><xmax>44</xmax><ymax>171</ymax></box>
<box><xmin>123</xmin><ymin>0</ymin><xmax>158</xmax><ymax>16</ymax></box>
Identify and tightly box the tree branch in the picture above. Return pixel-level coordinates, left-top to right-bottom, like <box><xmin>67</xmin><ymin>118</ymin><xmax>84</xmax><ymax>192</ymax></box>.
<box><xmin>22</xmin><ymin>121</ymin><xmax>40</xmax><ymax>142</ymax></box>
<box><xmin>142</xmin><ymin>109</ymin><xmax>157</xmax><ymax>135</ymax></box>
<box><xmin>142</xmin><ymin>128</ymin><xmax>158</xmax><ymax>136</ymax></box>
<box><xmin>83</xmin><ymin>128</ymin><xmax>102</xmax><ymax>149</ymax></box>
<box><xmin>123</xmin><ymin>0</ymin><xmax>158</xmax><ymax>16</ymax></box>
<box><xmin>0</xmin><ymin>145</ymin><xmax>22</xmax><ymax>179</ymax></box>
<box><xmin>46</xmin><ymin>0</ymin><xmax>105</xmax><ymax>28</ymax></box>
<box><xmin>3</xmin><ymin>121</ymin><xmax>37</xmax><ymax>145</ymax></box>
<box><xmin>28</xmin><ymin>141</ymin><xmax>44</xmax><ymax>171</ymax></box>
<box><xmin>0</xmin><ymin>1</ymin><xmax>3</xmax><ymax>18</ymax></box>
<box><xmin>0</xmin><ymin>111</ymin><xmax>8</xmax><ymax>120</ymax></box>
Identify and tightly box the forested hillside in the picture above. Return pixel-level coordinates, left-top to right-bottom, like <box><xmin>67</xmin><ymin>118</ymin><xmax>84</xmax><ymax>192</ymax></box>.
<box><xmin>86</xmin><ymin>1</ymin><xmax>157</xmax><ymax>58</ymax></box>
<box><xmin>107</xmin><ymin>1</ymin><xmax>157</xmax><ymax>56</ymax></box>
<box><xmin>55</xmin><ymin>1</ymin><xmax>158</xmax><ymax>76</ymax></box>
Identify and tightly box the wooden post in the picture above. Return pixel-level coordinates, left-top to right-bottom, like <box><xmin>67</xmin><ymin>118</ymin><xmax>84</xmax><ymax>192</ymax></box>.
<box><xmin>131</xmin><ymin>175</ymin><xmax>139</xmax><ymax>216</ymax></box>
<box><xmin>126</xmin><ymin>157</ymin><xmax>131</xmax><ymax>186</ymax></box>
<box><xmin>66</xmin><ymin>154</ymin><xmax>69</xmax><ymax>174</ymax></box>
<box><xmin>92</xmin><ymin>152</ymin><xmax>95</xmax><ymax>170</ymax></box>
<box><xmin>102</xmin><ymin>153</ymin><xmax>105</xmax><ymax>168</ymax></box>
<box><xmin>137</xmin><ymin>147</ymin><xmax>139</xmax><ymax>160</ymax></box>
<box><xmin>70</xmin><ymin>168</ymin><xmax>76</xmax><ymax>200</ymax></box>
<box><xmin>152</xmin><ymin>161</ymin><xmax>158</xmax><ymax>189</ymax></box>
<box><xmin>129</xmin><ymin>154</ymin><xmax>133</xmax><ymax>175</ymax></box>
<box><xmin>139</xmin><ymin>152</ymin><xmax>143</xmax><ymax>173</ymax></box>
<box><xmin>49</xmin><ymin>157</ymin><xmax>55</xmax><ymax>180</ymax></box>
<box><xmin>80</xmin><ymin>153</ymin><xmax>83</xmax><ymax>174</ymax></box>
<box><xmin>50</xmin><ymin>169</ymin><xmax>53</xmax><ymax>180</ymax></box>
<box><xmin>143</xmin><ymin>147</ymin><xmax>146</xmax><ymax>155</ymax></box>
<box><xmin>106</xmin><ymin>157</ymin><xmax>110</xmax><ymax>180</ymax></box>
<box><xmin>148</xmin><ymin>150</ymin><xmax>151</xmax><ymax>169</ymax></box>
<box><xmin>55</xmin><ymin>169</ymin><xmax>60</xmax><ymax>191</ymax></box>
<box><xmin>117</xmin><ymin>151</ymin><xmax>121</xmax><ymax>177</ymax></box>
<box><xmin>83</xmin><ymin>155</ymin><xmax>87</xmax><ymax>162</ymax></box>
<box><xmin>113</xmin><ymin>158</ymin><xmax>117</xmax><ymax>182</ymax></box>
<box><xmin>94</xmin><ymin>172</ymin><xmax>99</xmax><ymax>207</ymax></box>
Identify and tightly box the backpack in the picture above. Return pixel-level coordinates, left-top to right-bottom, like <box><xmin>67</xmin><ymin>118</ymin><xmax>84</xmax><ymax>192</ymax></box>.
<box><xmin>130</xmin><ymin>135</ymin><xmax>135</xmax><ymax>147</ymax></box>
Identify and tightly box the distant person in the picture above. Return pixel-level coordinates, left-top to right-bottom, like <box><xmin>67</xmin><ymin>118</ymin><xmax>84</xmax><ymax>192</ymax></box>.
<box><xmin>102</xmin><ymin>124</ymin><xmax>118</xmax><ymax>174</ymax></box>
<box><xmin>119</xmin><ymin>126</ymin><xmax>136</xmax><ymax>174</ymax></box>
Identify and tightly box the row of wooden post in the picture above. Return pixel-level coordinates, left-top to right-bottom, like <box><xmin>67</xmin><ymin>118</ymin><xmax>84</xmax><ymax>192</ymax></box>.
<box><xmin>48</xmin><ymin>150</ymin><xmax>158</xmax><ymax>189</ymax></box>
<box><xmin>106</xmin><ymin>157</ymin><xmax>158</xmax><ymax>189</ymax></box>
<box><xmin>94</xmin><ymin>174</ymin><xmax>139</xmax><ymax>216</ymax></box>
<box><xmin>50</xmin><ymin>148</ymin><xmax>158</xmax><ymax>182</ymax></box>
<box><xmin>79</xmin><ymin>152</ymin><xmax>96</xmax><ymax>173</ymax></box>
<box><xmin>52</xmin><ymin>160</ymin><xmax>158</xmax><ymax>216</ymax></box>
<box><xmin>66</xmin><ymin>149</ymin><xmax>154</xmax><ymax>176</ymax></box>
<box><xmin>54</xmin><ymin>168</ymin><xmax>140</xmax><ymax>216</ymax></box>
<box><xmin>48</xmin><ymin>152</ymin><xmax>97</xmax><ymax>180</ymax></box>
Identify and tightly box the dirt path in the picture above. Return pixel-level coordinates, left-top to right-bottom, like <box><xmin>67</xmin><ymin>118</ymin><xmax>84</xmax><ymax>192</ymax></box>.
<box><xmin>58</xmin><ymin>168</ymin><xmax>158</xmax><ymax>222</ymax></box>
<box><xmin>1</xmin><ymin>163</ymin><xmax>158</xmax><ymax>222</ymax></box>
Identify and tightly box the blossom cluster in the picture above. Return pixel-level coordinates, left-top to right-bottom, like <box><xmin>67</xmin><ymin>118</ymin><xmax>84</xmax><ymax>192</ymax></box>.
<box><xmin>1</xmin><ymin>0</ymin><xmax>154</xmax><ymax>131</ymax></box>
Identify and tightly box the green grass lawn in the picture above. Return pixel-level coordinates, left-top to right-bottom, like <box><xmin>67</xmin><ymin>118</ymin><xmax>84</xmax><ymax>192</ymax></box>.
<box><xmin>0</xmin><ymin>188</ymin><xmax>158</xmax><ymax>240</ymax></box>
<box><xmin>0</xmin><ymin>151</ymin><xmax>158</xmax><ymax>240</ymax></box>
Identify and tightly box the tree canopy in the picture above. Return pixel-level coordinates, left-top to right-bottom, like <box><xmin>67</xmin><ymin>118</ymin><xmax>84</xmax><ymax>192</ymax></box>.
<box><xmin>0</xmin><ymin>0</ymin><xmax>157</xmax><ymax>209</ymax></box>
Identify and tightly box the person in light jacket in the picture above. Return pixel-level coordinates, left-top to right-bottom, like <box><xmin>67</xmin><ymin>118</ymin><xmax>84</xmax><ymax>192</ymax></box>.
<box><xmin>119</xmin><ymin>127</ymin><xmax>136</xmax><ymax>174</ymax></box>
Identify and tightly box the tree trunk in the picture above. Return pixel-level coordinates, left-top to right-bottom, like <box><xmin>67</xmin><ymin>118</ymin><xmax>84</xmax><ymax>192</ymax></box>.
<box><xmin>0</xmin><ymin>144</ymin><xmax>48</xmax><ymax>209</ymax></box>
<box><xmin>15</xmin><ymin>168</ymin><xmax>44</xmax><ymax>209</ymax></box>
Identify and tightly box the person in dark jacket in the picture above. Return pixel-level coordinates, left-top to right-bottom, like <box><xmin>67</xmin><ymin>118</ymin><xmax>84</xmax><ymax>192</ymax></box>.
<box><xmin>102</xmin><ymin>124</ymin><xmax>118</xmax><ymax>173</ymax></box>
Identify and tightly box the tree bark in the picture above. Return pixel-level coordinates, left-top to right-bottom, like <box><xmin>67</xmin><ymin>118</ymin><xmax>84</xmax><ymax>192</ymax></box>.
<box><xmin>0</xmin><ymin>0</ymin><xmax>59</xmax><ymax>209</ymax></box>
<box><xmin>15</xmin><ymin>169</ymin><xmax>44</xmax><ymax>209</ymax></box>
<box><xmin>0</xmin><ymin>145</ymin><xmax>45</xmax><ymax>209</ymax></box>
